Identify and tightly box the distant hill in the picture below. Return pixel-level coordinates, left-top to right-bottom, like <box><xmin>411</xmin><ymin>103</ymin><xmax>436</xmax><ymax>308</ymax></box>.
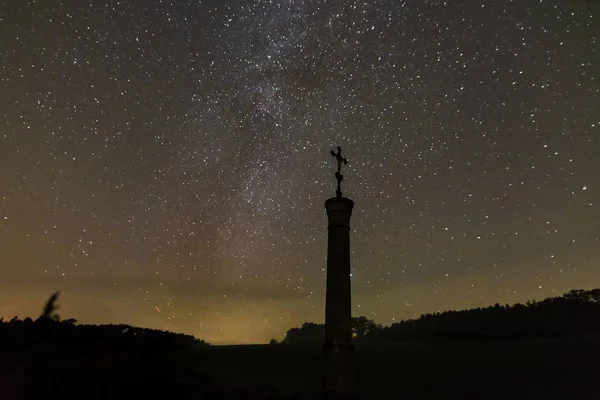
<box><xmin>0</xmin><ymin>292</ymin><xmax>292</xmax><ymax>399</ymax></box>
<box><xmin>281</xmin><ymin>289</ymin><xmax>600</xmax><ymax>344</ymax></box>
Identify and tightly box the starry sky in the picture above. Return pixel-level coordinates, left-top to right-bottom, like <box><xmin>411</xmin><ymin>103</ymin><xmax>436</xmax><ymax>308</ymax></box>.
<box><xmin>1</xmin><ymin>0</ymin><xmax>599</xmax><ymax>344</ymax></box>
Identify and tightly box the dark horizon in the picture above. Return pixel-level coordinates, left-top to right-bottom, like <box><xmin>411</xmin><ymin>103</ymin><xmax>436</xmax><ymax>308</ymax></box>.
<box><xmin>2</xmin><ymin>287</ymin><xmax>598</xmax><ymax>346</ymax></box>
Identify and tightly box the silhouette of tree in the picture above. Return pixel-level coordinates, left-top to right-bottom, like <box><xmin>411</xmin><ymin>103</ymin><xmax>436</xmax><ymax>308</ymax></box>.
<box><xmin>282</xmin><ymin>322</ymin><xmax>324</xmax><ymax>344</ymax></box>
<box><xmin>282</xmin><ymin>317</ymin><xmax>383</xmax><ymax>344</ymax></box>
<box><xmin>352</xmin><ymin>316</ymin><xmax>381</xmax><ymax>338</ymax></box>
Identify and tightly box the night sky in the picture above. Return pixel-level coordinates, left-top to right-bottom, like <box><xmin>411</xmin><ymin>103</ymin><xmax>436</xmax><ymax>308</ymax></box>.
<box><xmin>1</xmin><ymin>0</ymin><xmax>599</xmax><ymax>344</ymax></box>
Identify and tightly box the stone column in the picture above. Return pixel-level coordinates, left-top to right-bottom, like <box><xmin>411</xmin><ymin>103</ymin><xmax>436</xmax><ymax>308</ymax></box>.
<box><xmin>322</xmin><ymin>196</ymin><xmax>354</xmax><ymax>400</ymax></box>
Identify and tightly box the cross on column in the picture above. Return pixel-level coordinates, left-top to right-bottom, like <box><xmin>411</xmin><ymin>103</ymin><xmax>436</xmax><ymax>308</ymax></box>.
<box><xmin>330</xmin><ymin>146</ymin><xmax>348</xmax><ymax>198</ymax></box>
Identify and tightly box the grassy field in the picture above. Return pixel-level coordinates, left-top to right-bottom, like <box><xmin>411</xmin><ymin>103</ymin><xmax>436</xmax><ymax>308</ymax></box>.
<box><xmin>193</xmin><ymin>337</ymin><xmax>600</xmax><ymax>399</ymax></box>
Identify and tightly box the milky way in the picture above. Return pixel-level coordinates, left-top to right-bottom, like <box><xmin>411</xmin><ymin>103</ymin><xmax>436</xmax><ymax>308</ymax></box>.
<box><xmin>1</xmin><ymin>0</ymin><xmax>599</xmax><ymax>344</ymax></box>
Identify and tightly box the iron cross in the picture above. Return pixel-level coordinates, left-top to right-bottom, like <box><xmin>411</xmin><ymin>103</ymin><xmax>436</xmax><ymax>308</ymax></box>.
<box><xmin>330</xmin><ymin>146</ymin><xmax>348</xmax><ymax>198</ymax></box>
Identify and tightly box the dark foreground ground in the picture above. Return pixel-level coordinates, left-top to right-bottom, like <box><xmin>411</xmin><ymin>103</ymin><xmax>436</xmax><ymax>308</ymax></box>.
<box><xmin>2</xmin><ymin>336</ymin><xmax>599</xmax><ymax>399</ymax></box>
<box><xmin>197</xmin><ymin>337</ymin><xmax>600</xmax><ymax>399</ymax></box>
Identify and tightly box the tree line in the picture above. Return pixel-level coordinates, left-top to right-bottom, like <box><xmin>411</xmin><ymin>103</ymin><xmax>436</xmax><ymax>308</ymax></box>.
<box><xmin>280</xmin><ymin>289</ymin><xmax>600</xmax><ymax>344</ymax></box>
<box><xmin>0</xmin><ymin>291</ymin><xmax>206</xmax><ymax>351</ymax></box>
